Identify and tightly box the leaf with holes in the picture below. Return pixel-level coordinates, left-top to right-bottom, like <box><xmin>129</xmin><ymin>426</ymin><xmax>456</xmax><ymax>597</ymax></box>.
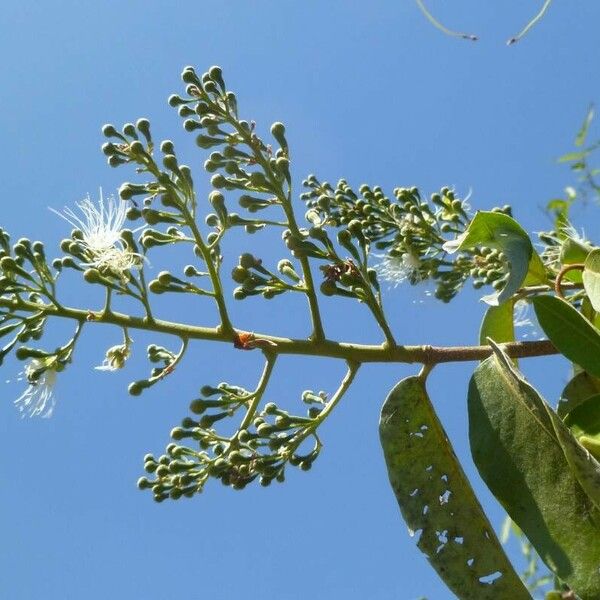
<box><xmin>443</xmin><ymin>211</ymin><xmax>545</xmax><ymax>306</ymax></box>
<box><xmin>533</xmin><ymin>295</ymin><xmax>600</xmax><ymax>378</ymax></box>
<box><xmin>468</xmin><ymin>346</ymin><xmax>600</xmax><ymax>599</ymax></box>
<box><xmin>379</xmin><ymin>376</ymin><xmax>529</xmax><ymax>599</ymax></box>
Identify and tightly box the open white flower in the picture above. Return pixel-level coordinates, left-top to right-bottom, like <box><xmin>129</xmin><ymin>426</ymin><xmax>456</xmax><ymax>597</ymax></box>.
<box><xmin>51</xmin><ymin>189</ymin><xmax>141</xmax><ymax>276</ymax></box>
<box><xmin>15</xmin><ymin>358</ymin><xmax>58</xmax><ymax>418</ymax></box>
<box><xmin>539</xmin><ymin>221</ymin><xmax>591</xmax><ymax>272</ymax></box>
<box><xmin>375</xmin><ymin>252</ymin><xmax>423</xmax><ymax>287</ymax></box>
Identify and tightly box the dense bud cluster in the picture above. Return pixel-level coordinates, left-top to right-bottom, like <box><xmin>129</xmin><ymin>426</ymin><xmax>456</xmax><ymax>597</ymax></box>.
<box><xmin>232</xmin><ymin>252</ymin><xmax>303</xmax><ymax>300</ymax></box>
<box><xmin>140</xmin><ymin>372</ymin><xmax>325</xmax><ymax>500</ymax></box>
<box><xmin>301</xmin><ymin>177</ymin><xmax>514</xmax><ymax>301</ymax></box>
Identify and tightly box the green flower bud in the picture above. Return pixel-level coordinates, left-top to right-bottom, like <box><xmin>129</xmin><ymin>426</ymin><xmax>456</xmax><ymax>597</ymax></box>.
<box><xmin>156</xmin><ymin>464</ymin><xmax>169</xmax><ymax>478</ymax></box>
<box><xmin>168</xmin><ymin>94</ymin><xmax>185</xmax><ymax>107</ymax></box>
<box><xmin>208</xmin><ymin>65</ymin><xmax>225</xmax><ymax>88</ymax></box>
<box><xmin>128</xmin><ymin>380</ymin><xmax>148</xmax><ymax>396</ymax></box>
<box><xmin>102</xmin><ymin>142</ymin><xmax>117</xmax><ymax>156</ymax></box>
<box><xmin>249</xmin><ymin>171</ymin><xmax>269</xmax><ymax>189</ymax></box>
<box><xmin>122</xmin><ymin>123</ymin><xmax>137</xmax><ymax>138</ymax></box>
<box><xmin>83</xmin><ymin>268</ymin><xmax>103</xmax><ymax>284</ymax></box>
<box><xmin>320</xmin><ymin>280</ymin><xmax>337</xmax><ymax>296</ymax></box>
<box><xmin>233</xmin><ymin>287</ymin><xmax>247</xmax><ymax>300</ymax></box>
<box><xmin>102</xmin><ymin>124</ymin><xmax>119</xmax><ymax>138</ymax></box>
<box><xmin>257</xmin><ymin>423</ymin><xmax>274</xmax><ymax>437</ymax></box>
<box><xmin>137</xmin><ymin>477</ymin><xmax>151</xmax><ymax>490</ymax></box>
<box><xmin>270</xmin><ymin>122</ymin><xmax>287</xmax><ymax>149</ymax></box>
<box><xmin>181</xmin><ymin>266</ymin><xmax>198</xmax><ymax>279</ymax></box>
<box><xmin>136</xmin><ymin>118</ymin><xmax>151</xmax><ymax>140</ymax></box>
<box><xmin>239</xmin><ymin>253</ymin><xmax>258</xmax><ymax>269</ymax></box>
<box><xmin>148</xmin><ymin>279</ymin><xmax>165</xmax><ymax>294</ymax></box>
<box><xmin>211</xmin><ymin>174</ymin><xmax>227</xmax><ymax>189</ymax></box>
<box><xmin>108</xmin><ymin>155</ymin><xmax>126</xmax><ymax>168</ymax></box>
<box><xmin>163</xmin><ymin>154</ymin><xmax>178</xmax><ymax>171</ymax></box>
<box><xmin>157</xmin><ymin>271</ymin><xmax>173</xmax><ymax>286</ymax></box>
<box><xmin>183</xmin><ymin>119</ymin><xmax>200</xmax><ymax>132</ymax></box>
<box><xmin>171</xmin><ymin>427</ymin><xmax>185</xmax><ymax>440</ymax></box>
<box><xmin>264</xmin><ymin>402</ymin><xmax>278</xmax><ymax>415</ymax></box>
<box><xmin>197</xmin><ymin>135</ymin><xmax>222</xmax><ymax>150</ymax></box>
<box><xmin>129</xmin><ymin>140</ymin><xmax>144</xmax><ymax>155</ymax></box>
<box><xmin>231</xmin><ymin>266</ymin><xmax>248</xmax><ymax>284</ymax></box>
<box><xmin>189</xmin><ymin>399</ymin><xmax>208</xmax><ymax>415</ymax></box>
<box><xmin>204</xmin><ymin>213</ymin><xmax>219</xmax><ymax>228</ymax></box>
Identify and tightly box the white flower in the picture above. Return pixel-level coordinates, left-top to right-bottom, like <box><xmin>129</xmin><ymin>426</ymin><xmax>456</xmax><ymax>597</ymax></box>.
<box><xmin>538</xmin><ymin>221</ymin><xmax>590</xmax><ymax>271</ymax></box>
<box><xmin>51</xmin><ymin>189</ymin><xmax>141</xmax><ymax>276</ymax></box>
<box><xmin>375</xmin><ymin>252</ymin><xmax>423</xmax><ymax>287</ymax></box>
<box><xmin>14</xmin><ymin>358</ymin><xmax>58</xmax><ymax>418</ymax></box>
<box><xmin>95</xmin><ymin>343</ymin><xmax>130</xmax><ymax>372</ymax></box>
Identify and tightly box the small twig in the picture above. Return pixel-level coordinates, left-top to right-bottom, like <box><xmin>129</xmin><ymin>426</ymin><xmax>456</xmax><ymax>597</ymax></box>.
<box><xmin>415</xmin><ymin>0</ymin><xmax>478</xmax><ymax>41</ymax></box>
<box><xmin>554</xmin><ymin>263</ymin><xmax>585</xmax><ymax>299</ymax></box>
<box><xmin>507</xmin><ymin>0</ymin><xmax>554</xmax><ymax>45</ymax></box>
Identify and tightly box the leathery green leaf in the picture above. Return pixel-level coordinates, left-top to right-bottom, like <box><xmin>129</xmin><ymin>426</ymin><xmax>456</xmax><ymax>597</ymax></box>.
<box><xmin>443</xmin><ymin>211</ymin><xmax>545</xmax><ymax>306</ymax></box>
<box><xmin>479</xmin><ymin>300</ymin><xmax>515</xmax><ymax>346</ymax></box>
<box><xmin>564</xmin><ymin>395</ymin><xmax>600</xmax><ymax>461</ymax></box>
<box><xmin>468</xmin><ymin>347</ymin><xmax>600</xmax><ymax>599</ymax></box>
<box><xmin>558</xmin><ymin>371</ymin><xmax>600</xmax><ymax>419</ymax></box>
<box><xmin>583</xmin><ymin>248</ymin><xmax>600</xmax><ymax>312</ymax></box>
<box><xmin>533</xmin><ymin>295</ymin><xmax>600</xmax><ymax>378</ymax></box>
<box><xmin>379</xmin><ymin>376</ymin><xmax>530</xmax><ymax>599</ymax></box>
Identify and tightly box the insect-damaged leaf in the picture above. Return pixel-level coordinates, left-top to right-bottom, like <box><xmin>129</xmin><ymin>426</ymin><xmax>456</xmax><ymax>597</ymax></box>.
<box><xmin>379</xmin><ymin>376</ymin><xmax>529</xmax><ymax>599</ymax></box>
<box><xmin>443</xmin><ymin>211</ymin><xmax>545</xmax><ymax>306</ymax></box>
<box><xmin>468</xmin><ymin>346</ymin><xmax>600</xmax><ymax>599</ymax></box>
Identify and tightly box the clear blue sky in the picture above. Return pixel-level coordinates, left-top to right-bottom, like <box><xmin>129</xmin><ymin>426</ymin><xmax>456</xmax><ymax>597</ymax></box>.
<box><xmin>1</xmin><ymin>2</ymin><xmax>599</xmax><ymax>599</ymax></box>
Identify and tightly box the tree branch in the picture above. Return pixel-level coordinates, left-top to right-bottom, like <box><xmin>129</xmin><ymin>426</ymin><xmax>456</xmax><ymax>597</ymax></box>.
<box><xmin>0</xmin><ymin>296</ymin><xmax>558</xmax><ymax>365</ymax></box>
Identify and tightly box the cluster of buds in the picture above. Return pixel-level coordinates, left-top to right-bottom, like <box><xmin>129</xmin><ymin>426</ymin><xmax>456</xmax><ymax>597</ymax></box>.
<box><xmin>148</xmin><ymin>269</ymin><xmax>212</xmax><ymax>298</ymax></box>
<box><xmin>169</xmin><ymin>66</ymin><xmax>291</xmax><ymax>217</ymax></box>
<box><xmin>102</xmin><ymin>120</ymin><xmax>197</xmax><ymax>249</ymax></box>
<box><xmin>168</xmin><ymin>66</ymin><xmax>308</xmax><ymax>267</ymax></box>
<box><xmin>138</xmin><ymin>381</ymin><xmax>326</xmax><ymax>501</ymax></box>
<box><xmin>127</xmin><ymin>343</ymin><xmax>182</xmax><ymax>396</ymax></box>
<box><xmin>301</xmin><ymin>177</ymin><xmax>518</xmax><ymax>302</ymax></box>
<box><xmin>232</xmin><ymin>253</ymin><xmax>303</xmax><ymax>300</ymax></box>
<box><xmin>0</xmin><ymin>232</ymin><xmax>58</xmax><ymax>361</ymax></box>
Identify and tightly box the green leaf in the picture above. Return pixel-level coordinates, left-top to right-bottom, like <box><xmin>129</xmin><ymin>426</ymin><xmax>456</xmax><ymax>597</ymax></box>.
<box><xmin>557</xmin><ymin>151</ymin><xmax>587</xmax><ymax>163</ymax></box>
<box><xmin>479</xmin><ymin>301</ymin><xmax>515</xmax><ymax>345</ymax></box>
<box><xmin>469</xmin><ymin>349</ymin><xmax>600</xmax><ymax>599</ymax></box>
<box><xmin>379</xmin><ymin>376</ymin><xmax>530</xmax><ymax>599</ymax></box>
<box><xmin>532</xmin><ymin>295</ymin><xmax>600</xmax><ymax>378</ymax></box>
<box><xmin>558</xmin><ymin>371</ymin><xmax>600</xmax><ymax>419</ymax></box>
<box><xmin>443</xmin><ymin>211</ymin><xmax>544</xmax><ymax>306</ymax></box>
<box><xmin>559</xmin><ymin>237</ymin><xmax>591</xmax><ymax>284</ymax></box>
<box><xmin>564</xmin><ymin>395</ymin><xmax>600</xmax><ymax>461</ymax></box>
<box><xmin>583</xmin><ymin>248</ymin><xmax>600</xmax><ymax>311</ymax></box>
<box><xmin>575</xmin><ymin>104</ymin><xmax>595</xmax><ymax>148</ymax></box>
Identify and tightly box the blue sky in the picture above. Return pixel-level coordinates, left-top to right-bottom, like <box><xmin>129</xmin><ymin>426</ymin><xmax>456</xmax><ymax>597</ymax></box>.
<box><xmin>1</xmin><ymin>2</ymin><xmax>600</xmax><ymax>599</ymax></box>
